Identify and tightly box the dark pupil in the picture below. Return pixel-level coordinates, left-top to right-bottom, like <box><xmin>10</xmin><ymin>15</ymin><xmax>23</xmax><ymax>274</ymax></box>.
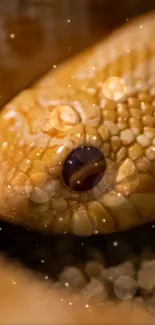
<box><xmin>62</xmin><ymin>146</ymin><xmax>106</xmax><ymax>192</ymax></box>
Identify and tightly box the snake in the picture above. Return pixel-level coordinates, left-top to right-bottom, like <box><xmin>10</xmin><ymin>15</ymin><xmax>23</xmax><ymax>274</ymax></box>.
<box><xmin>0</xmin><ymin>10</ymin><xmax>155</xmax><ymax>237</ymax></box>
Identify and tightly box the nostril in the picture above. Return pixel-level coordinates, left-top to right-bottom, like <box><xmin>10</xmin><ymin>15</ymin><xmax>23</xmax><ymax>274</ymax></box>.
<box><xmin>62</xmin><ymin>146</ymin><xmax>106</xmax><ymax>192</ymax></box>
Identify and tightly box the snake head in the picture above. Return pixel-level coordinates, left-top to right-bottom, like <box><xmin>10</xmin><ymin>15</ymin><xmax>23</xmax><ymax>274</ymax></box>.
<box><xmin>0</xmin><ymin>12</ymin><xmax>155</xmax><ymax>236</ymax></box>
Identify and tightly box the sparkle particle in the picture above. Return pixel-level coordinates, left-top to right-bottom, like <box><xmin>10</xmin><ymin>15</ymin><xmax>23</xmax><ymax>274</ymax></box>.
<box><xmin>113</xmin><ymin>241</ymin><xmax>118</xmax><ymax>247</ymax></box>
<box><xmin>65</xmin><ymin>282</ymin><xmax>69</xmax><ymax>287</ymax></box>
<box><xmin>12</xmin><ymin>280</ymin><xmax>16</xmax><ymax>285</ymax></box>
<box><xmin>10</xmin><ymin>33</ymin><xmax>15</xmax><ymax>39</ymax></box>
<box><xmin>85</xmin><ymin>304</ymin><xmax>89</xmax><ymax>308</ymax></box>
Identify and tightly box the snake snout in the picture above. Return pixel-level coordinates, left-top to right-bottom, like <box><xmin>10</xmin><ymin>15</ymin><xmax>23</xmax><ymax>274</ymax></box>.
<box><xmin>62</xmin><ymin>145</ymin><xmax>106</xmax><ymax>192</ymax></box>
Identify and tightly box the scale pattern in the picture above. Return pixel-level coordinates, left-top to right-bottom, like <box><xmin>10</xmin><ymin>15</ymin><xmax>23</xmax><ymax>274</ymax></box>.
<box><xmin>0</xmin><ymin>11</ymin><xmax>155</xmax><ymax>236</ymax></box>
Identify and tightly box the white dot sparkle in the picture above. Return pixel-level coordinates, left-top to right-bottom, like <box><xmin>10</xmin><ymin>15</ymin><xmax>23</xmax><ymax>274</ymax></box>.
<box><xmin>10</xmin><ymin>33</ymin><xmax>15</xmax><ymax>39</ymax></box>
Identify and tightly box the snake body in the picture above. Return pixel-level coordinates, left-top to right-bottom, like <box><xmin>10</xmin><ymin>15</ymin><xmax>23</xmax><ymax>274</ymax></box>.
<box><xmin>0</xmin><ymin>11</ymin><xmax>155</xmax><ymax>236</ymax></box>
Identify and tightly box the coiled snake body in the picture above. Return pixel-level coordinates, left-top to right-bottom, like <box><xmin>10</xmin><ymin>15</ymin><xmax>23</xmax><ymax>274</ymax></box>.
<box><xmin>0</xmin><ymin>11</ymin><xmax>155</xmax><ymax>236</ymax></box>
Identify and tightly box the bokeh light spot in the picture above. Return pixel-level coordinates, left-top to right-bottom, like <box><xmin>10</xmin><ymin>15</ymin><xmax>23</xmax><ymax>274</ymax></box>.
<box><xmin>102</xmin><ymin>77</ymin><xmax>126</xmax><ymax>101</ymax></box>
<box><xmin>114</xmin><ymin>275</ymin><xmax>137</xmax><ymax>300</ymax></box>
<box><xmin>50</xmin><ymin>105</ymin><xmax>77</xmax><ymax>131</ymax></box>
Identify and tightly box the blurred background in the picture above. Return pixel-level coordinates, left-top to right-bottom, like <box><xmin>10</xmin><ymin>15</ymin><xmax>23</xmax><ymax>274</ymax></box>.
<box><xmin>0</xmin><ymin>0</ymin><xmax>154</xmax><ymax>107</ymax></box>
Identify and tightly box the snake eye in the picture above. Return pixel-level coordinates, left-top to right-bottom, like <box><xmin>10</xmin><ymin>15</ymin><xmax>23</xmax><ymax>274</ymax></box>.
<box><xmin>62</xmin><ymin>146</ymin><xmax>106</xmax><ymax>192</ymax></box>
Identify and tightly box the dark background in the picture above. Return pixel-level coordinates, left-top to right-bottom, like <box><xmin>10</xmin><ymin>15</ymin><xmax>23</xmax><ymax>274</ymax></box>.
<box><xmin>0</xmin><ymin>0</ymin><xmax>154</xmax><ymax>107</ymax></box>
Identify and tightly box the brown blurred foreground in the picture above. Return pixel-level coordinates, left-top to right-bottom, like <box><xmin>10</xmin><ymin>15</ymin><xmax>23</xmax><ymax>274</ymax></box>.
<box><xmin>0</xmin><ymin>255</ymin><xmax>154</xmax><ymax>325</ymax></box>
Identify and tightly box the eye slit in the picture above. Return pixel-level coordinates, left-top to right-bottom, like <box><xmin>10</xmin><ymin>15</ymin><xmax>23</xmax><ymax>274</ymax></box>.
<box><xmin>62</xmin><ymin>145</ymin><xmax>106</xmax><ymax>192</ymax></box>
